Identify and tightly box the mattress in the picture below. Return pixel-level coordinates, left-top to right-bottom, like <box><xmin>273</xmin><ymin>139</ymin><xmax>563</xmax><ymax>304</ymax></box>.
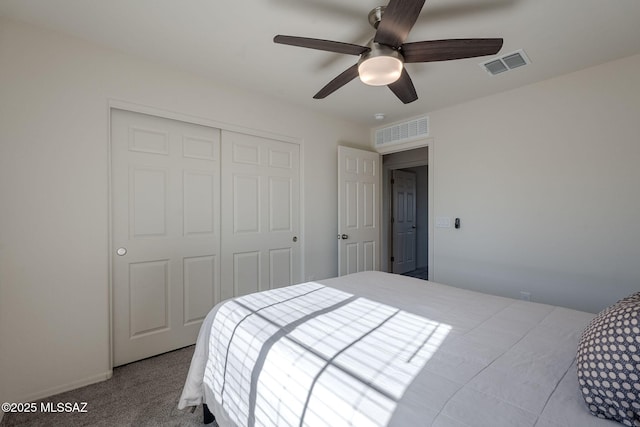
<box><xmin>179</xmin><ymin>271</ymin><xmax>617</xmax><ymax>427</ymax></box>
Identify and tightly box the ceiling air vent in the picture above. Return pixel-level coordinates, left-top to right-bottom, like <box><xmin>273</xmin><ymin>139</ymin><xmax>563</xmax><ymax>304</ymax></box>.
<box><xmin>375</xmin><ymin>115</ymin><xmax>429</xmax><ymax>148</ymax></box>
<box><xmin>481</xmin><ymin>49</ymin><xmax>530</xmax><ymax>76</ymax></box>
<box><xmin>484</xmin><ymin>59</ymin><xmax>508</xmax><ymax>75</ymax></box>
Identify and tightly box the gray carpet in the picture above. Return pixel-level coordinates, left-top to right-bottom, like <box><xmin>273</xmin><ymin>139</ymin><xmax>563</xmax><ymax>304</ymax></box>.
<box><xmin>1</xmin><ymin>346</ymin><xmax>207</xmax><ymax>427</ymax></box>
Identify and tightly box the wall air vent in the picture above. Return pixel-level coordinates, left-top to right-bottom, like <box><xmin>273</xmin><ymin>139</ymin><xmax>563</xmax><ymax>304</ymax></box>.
<box><xmin>374</xmin><ymin>115</ymin><xmax>429</xmax><ymax>148</ymax></box>
<box><xmin>481</xmin><ymin>49</ymin><xmax>531</xmax><ymax>76</ymax></box>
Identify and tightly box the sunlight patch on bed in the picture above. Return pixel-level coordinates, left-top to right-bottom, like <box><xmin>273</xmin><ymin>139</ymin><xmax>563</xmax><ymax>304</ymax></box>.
<box><xmin>203</xmin><ymin>283</ymin><xmax>450</xmax><ymax>427</ymax></box>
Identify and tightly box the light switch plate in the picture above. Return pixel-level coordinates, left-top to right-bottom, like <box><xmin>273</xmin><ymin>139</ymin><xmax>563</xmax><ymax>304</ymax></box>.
<box><xmin>436</xmin><ymin>217</ymin><xmax>451</xmax><ymax>228</ymax></box>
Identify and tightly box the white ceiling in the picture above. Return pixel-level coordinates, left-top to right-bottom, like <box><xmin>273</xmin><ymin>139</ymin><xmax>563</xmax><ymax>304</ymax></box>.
<box><xmin>2</xmin><ymin>0</ymin><xmax>640</xmax><ymax>126</ymax></box>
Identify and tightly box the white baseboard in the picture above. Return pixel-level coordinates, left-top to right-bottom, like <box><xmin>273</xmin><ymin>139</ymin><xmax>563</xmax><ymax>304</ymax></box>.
<box><xmin>17</xmin><ymin>370</ymin><xmax>113</xmax><ymax>404</ymax></box>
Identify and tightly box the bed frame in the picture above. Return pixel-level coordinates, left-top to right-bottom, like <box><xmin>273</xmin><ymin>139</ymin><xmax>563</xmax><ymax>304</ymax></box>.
<box><xmin>203</xmin><ymin>404</ymin><xmax>215</xmax><ymax>425</ymax></box>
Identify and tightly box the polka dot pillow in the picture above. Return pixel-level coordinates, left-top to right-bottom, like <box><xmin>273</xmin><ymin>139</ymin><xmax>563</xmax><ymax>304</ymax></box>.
<box><xmin>576</xmin><ymin>292</ymin><xmax>640</xmax><ymax>426</ymax></box>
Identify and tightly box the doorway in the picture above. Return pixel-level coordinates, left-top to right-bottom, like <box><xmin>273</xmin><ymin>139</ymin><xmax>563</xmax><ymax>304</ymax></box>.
<box><xmin>382</xmin><ymin>147</ymin><xmax>429</xmax><ymax>280</ymax></box>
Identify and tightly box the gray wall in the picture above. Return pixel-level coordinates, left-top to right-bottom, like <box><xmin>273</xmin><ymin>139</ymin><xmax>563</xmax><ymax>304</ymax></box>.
<box><xmin>428</xmin><ymin>53</ymin><xmax>640</xmax><ymax>313</ymax></box>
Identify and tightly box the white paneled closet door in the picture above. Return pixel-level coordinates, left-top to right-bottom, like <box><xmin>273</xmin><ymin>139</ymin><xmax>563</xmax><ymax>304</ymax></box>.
<box><xmin>111</xmin><ymin>109</ymin><xmax>221</xmax><ymax>366</ymax></box>
<box><xmin>220</xmin><ymin>130</ymin><xmax>301</xmax><ymax>299</ymax></box>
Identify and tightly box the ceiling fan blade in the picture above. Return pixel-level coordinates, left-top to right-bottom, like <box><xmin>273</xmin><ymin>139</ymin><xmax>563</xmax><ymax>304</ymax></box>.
<box><xmin>313</xmin><ymin>64</ymin><xmax>360</xmax><ymax>99</ymax></box>
<box><xmin>402</xmin><ymin>38</ymin><xmax>503</xmax><ymax>63</ymax></box>
<box><xmin>387</xmin><ymin>68</ymin><xmax>418</xmax><ymax>104</ymax></box>
<box><xmin>374</xmin><ymin>0</ymin><xmax>426</xmax><ymax>48</ymax></box>
<box><xmin>274</xmin><ymin>35</ymin><xmax>369</xmax><ymax>56</ymax></box>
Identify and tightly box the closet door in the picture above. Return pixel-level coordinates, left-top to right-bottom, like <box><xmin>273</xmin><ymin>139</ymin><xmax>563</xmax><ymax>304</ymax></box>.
<box><xmin>111</xmin><ymin>109</ymin><xmax>220</xmax><ymax>366</ymax></box>
<box><xmin>221</xmin><ymin>131</ymin><xmax>301</xmax><ymax>299</ymax></box>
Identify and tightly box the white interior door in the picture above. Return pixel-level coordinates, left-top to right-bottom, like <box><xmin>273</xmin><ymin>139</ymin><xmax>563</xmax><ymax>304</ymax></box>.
<box><xmin>338</xmin><ymin>146</ymin><xmax>381</xmax><ymax>276</ymax></box>
<box><xmin>392</xmin><ymin>169</ymin><xmax>416</xmax><ymax>274</ymax></box>
<box><xmin>111</xmin><ymin>109</ymin><xmax>220</xmax><ymax>366</ymax></box>
<box><xmin>220</xmin><ymin>130</ymin><xmax>300</xmax><ymax>299</ymax></box>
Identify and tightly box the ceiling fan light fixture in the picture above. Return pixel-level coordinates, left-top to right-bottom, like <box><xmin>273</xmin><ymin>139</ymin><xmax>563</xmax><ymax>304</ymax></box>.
<box><xmin>274</xmin><ymin>0</ymin><xmax>504</xmax><ymax>103</ymax></box>
<box><xmin>358</xmin><ymin>43</ymin><xmax>403</xmax><ymax>86</ymax></box>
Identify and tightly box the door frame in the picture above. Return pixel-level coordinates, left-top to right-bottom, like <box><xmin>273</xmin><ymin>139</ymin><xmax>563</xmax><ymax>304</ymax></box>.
<box><xmin>379</xmin><ymin>139</ymin><xmax>434</xmax><ymax>280</ymax></box>
<box><xmin>106</xmin><ymin>99</ymin><xmax>305</xmax><ymax>370</ymax></box>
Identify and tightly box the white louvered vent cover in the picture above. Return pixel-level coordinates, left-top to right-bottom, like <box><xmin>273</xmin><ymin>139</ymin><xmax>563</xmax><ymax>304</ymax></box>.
<box><xmin>375</xmin><ymin>115</ymin><xmax>429</xmax><ymax>147</ymax></box>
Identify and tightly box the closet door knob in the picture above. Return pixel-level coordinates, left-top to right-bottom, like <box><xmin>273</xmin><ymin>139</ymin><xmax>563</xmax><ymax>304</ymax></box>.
<box><xmin>116</xmin><ymin>247</ymin><xmax>127</xmax><ymax>256</ymax></box>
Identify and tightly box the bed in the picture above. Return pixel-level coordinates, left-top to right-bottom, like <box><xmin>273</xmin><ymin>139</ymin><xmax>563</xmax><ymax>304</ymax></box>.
<box><xmin>178</xmin><ymin>271</ymin><xmax>621</xmax><ymax>427</ymax></box>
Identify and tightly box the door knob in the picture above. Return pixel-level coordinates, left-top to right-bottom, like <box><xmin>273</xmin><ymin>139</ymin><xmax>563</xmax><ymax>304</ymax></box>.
<box><xmin>116</xmin><ymin>247</ymin><xmax>127</xmax><ymax>256</ymax></box>
<box><xmin>412</xmin><ymin>225</ymin><xmax>416</xmax><ymax>229</ymax></box>
<box><xmin>293</xmin><ymin>236</ymin><xmax>298</xmax><ymax>242</ymax></box>
<box><xmin>341</xmin><ymin>234</ymin><xmax>348</xmax><ymax>240</ymax></box>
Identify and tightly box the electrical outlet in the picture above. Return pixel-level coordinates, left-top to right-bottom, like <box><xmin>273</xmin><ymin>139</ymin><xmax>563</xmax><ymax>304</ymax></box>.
<box><xmin>520</xmin><ymin>291</ymin><xmax>531</xmax><ymax>302</ymax></box>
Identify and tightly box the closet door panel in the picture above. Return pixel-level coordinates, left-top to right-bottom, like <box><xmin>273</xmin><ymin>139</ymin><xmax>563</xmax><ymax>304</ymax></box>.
<box><xmin>111</xmin><ymin>109</ymin><xmax>221</xmax><ymax>366</ymax></box>
<box><xmin>221</xmin><ymin>131</ymin><xmax>301</xmax><ymax>299</ymax></box>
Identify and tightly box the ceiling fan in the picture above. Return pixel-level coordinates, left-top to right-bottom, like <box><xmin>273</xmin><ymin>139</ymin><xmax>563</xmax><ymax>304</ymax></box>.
<box><xmin>274</xmin><ymin>0</ymin><xmax>503</xmax><ymax>104</ymax></box>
